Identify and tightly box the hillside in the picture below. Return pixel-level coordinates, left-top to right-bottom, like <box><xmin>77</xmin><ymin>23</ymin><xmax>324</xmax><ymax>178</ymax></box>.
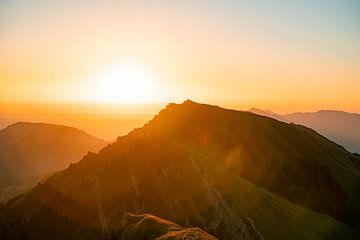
<box><xmin>144</xmin><ymin>101</ymin><xmax>360</xmax><ymax>224</ymax></box>
<box><xmin>0</xmin><ymin>122</ymin><xmax>107</xmax><ymax>202</ymax></box>
<box><xmin>0</xmin><ymin>101</ymin><xmax>359</xmax><ymax>239</ymax></box>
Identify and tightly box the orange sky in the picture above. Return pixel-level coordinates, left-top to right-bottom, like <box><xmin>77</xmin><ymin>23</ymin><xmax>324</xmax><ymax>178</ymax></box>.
<box><xmin>1</xmin><ymin>1</ymin><xmax>359</xmax><ymax>114</ymax></box>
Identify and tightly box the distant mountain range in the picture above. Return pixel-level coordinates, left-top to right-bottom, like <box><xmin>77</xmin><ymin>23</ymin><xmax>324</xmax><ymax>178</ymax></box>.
<box><xmin>0</xmin><ymin>101</ymin><xmax>359</xmax><ymax>239</ymax></box>
<box><xmin>0</xmin><ymin>122</ymin><xmax>107</xmax><ymax>202</ymax></box>
<box><xmin>249</xmin><ymin>108</ymin><xmax>360</xmax><ymax>153</ymax></box>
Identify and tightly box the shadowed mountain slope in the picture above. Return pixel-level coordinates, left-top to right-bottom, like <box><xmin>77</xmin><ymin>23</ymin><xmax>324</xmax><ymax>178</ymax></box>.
<box><xmin>0</xmin><ymin>101</ymin><xmax>359</xmax><ymax>239</ymax></box>
<box><xmin>0</xmin><ymin>122</ymin><xmax>107</xmax><ymax>202</ymax></box>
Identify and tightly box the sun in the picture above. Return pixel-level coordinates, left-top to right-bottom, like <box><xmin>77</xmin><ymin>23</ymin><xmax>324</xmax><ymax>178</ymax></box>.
<box><xmin>91</xmin><ymin>63</ymin><xmax>159</xmax><ymax>104</ymax></box>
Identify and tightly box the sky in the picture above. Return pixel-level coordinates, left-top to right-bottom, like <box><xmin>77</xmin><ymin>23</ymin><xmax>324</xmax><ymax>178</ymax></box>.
<box><xmin>0</xmin><ymin>0</ymin><xmax>359</xmax><ymax>113</ymax></box>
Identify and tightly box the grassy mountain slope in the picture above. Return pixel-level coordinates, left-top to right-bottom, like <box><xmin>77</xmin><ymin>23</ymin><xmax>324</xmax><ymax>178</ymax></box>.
<box><xmin>0</xmin><ymin>136</ymin><xmax>263</xmax><ymax>240</ymax></box>
<box><xmin>0</xmin><ymin>101</ymin><xmax>359</xmax><ymax>239</ymax></box>
<box><xmin>139</xmin><ymin>101</ymin><xmax>360</xmax><ymax>227</ymax></box>
<box><xmin>187</xmin><ymin>146</ymin><xmax>358</xmax><ymax>240</ymax></box>
<box><xmin>0</xmin><ymin>131</ymin><xmax>357</xmax><ymax>239</ymax></box>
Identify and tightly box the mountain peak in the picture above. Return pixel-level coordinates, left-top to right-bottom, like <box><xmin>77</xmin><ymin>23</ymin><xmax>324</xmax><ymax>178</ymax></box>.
<box><xmin>163</xmin><ymin>99</ymin><xmax>200</xmax><ymax>110</ymax></box>
<box><xmin>183</xmin><ymin>99</ymin><xmax>196</xmax><ymax>105</ymax></box>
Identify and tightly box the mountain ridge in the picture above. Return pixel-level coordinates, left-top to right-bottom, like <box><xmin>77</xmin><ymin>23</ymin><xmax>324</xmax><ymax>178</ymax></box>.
<box><xmin>0</xmin><ymin>101</ymin><xmax>359</xmax><ymax>239</ymax></box>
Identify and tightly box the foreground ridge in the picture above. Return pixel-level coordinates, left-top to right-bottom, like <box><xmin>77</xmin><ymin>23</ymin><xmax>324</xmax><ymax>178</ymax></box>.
<box><xmin>119</xmin><ymin>213</ymin><xmax>217</xmax><ymax>240</ymax></box>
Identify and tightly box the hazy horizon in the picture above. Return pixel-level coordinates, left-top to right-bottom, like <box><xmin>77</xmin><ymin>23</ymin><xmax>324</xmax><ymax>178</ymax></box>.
<box><xmin>1</xmin><ymin>100</ymin><xmax>360</xmax><ymax>116</ymax></box>
<box><xmin>1</xmin><ymin>100</ymin><xmax>360</xmax><ymax>146</ymax></box>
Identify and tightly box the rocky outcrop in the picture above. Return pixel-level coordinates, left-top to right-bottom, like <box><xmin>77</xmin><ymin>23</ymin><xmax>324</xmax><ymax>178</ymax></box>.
<box><xmin>121</xmin><ymin>213</ymin><xmax>217</xmax><ymax>240</ymax></box>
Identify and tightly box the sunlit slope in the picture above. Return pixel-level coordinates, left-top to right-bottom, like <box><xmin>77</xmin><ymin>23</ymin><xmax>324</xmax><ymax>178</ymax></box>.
<box><xmin>1</xmin><ymin>131</ymin><xmax>357</xmax><ymax>239</ymax></box>
<box><xmin>136</xmin><ymin>100</ymin><xmax>360</xmax><ymax>228</ymax></box>
<box><xmin>0</xmin><ymin>101</ymin><xmax>359</xmax><ymax>239</ymax></box>
<box><xmin>227</xmin><ymin>181</ymin><xmax>357</xmax><ymax>240</ymax></box>
<box><xmin>186</xmin><ymin>146</ymin><xmax>358</xmax><ymax>240</ymax></box>
<box><xmin>0</xmin><ymin>137</ymin><xmax>263</xmax><ymax>240</ymax></box>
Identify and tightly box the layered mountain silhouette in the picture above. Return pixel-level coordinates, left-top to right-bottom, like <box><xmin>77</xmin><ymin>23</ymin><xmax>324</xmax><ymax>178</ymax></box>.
<box><xmin>0</xmin><ymin>101</ymin><xmax>359</xmax><ymax>239</ymax></box>
<box><xmin>284</xmin><ymin>110</ymin><xmax>360</xmax><ymax>153</ymax></box>
<box><xmin>0</xmin><ymin>122</ymin><xmax>107</xmax><ymax>202</ymax></box>
<box><xmin>249</xmin><ymin>108</ymin><xmax>360</xmax><ymax>153</ymax></box>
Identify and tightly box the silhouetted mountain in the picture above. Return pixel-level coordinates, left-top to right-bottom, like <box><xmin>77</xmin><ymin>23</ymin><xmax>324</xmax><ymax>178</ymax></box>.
<box><xmin>0</xmin><ymin>114</ymin><xmax>153</xmax><ymax>141</ymax></box>
<box><xmin>284</xmin><ymin>110</ymin><xmax>360</xmax><ymax>153</ymax></box>
<box><xmin>0</xmin><ymin>122</ymin><xmax>107</xmax><ymax>202</ymax></box>
<box><xmin>0</xmin><ymin>101</ymin><xmax>359</xmax><ymax>239</ymax></box>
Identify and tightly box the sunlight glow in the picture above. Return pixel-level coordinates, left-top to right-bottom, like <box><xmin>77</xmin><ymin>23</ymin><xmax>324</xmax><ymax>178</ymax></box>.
<box><xmin>91</xmin><ymin>63</ymin><xmax>160</xmax><ymax>104</ymax></box>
